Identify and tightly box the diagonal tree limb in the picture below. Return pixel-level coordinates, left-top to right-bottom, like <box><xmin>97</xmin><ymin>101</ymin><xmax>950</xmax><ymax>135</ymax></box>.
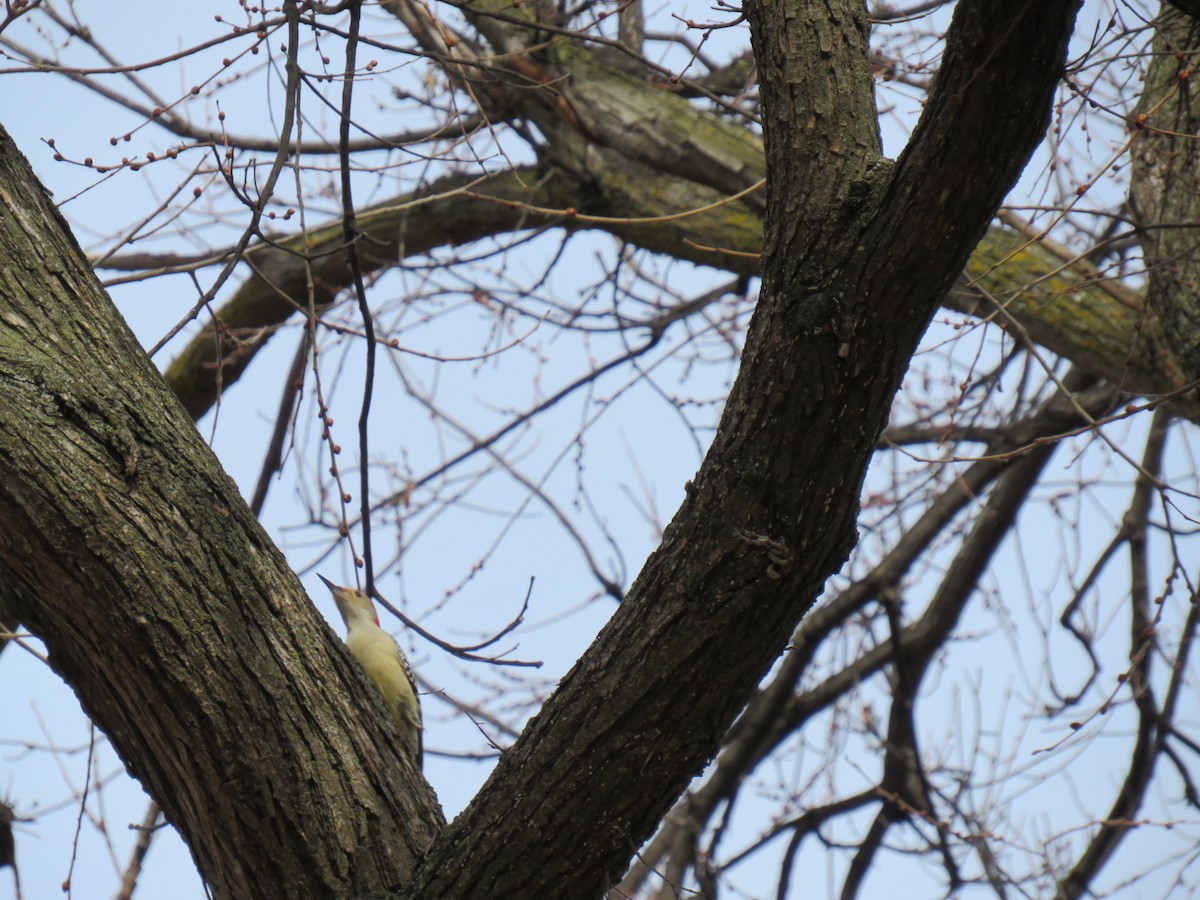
<box><xmin>399</xmin><ymin>1</ymin><xmax>1082</xmax><ymax>894</ymax></box>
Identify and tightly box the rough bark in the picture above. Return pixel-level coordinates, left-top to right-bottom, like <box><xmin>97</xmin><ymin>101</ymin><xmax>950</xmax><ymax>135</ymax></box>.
<box><xmin>1131</xmin><ymin>9</ymin><xmax>1200</xmax><ymax>380</ymax></box>
<box><xmin>0</xmin><ymin>126</ymin><xmax>443</xmax><ymax>899</ymax></box>
<box><xmin>402</xmin><ymin>1</ymin><xmax>1081</xmax><ymax>896</ymax></box>
<box><xmin>0</xmin><ymin>0</ymin><xmax>1088</xmax><ymax>896</ymax></box>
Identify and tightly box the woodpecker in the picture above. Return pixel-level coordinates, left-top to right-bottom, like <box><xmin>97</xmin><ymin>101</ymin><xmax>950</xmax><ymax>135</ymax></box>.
<box><xmin>319</xmin><ymin>575</ymin><xmax>423</xmax><ymax>769</ymax></box>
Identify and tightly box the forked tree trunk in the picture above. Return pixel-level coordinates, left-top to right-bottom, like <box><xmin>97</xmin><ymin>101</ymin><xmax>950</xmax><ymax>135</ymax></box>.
<box><xmin>0</xmin><ymin>1</ymin><xmax>1081</xmax><ymax>897</ymax></box>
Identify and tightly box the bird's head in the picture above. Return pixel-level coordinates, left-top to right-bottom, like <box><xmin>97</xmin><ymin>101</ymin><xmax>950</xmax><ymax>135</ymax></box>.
<box><xmin>318</xmin><ymin>574</ymin><xmax>380</xmax><ymax>627</ymax></box>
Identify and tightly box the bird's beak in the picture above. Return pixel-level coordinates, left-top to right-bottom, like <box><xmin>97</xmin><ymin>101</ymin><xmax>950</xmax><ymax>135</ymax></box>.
<box><xmin>317</xmin><ymin>574</ymin><xmax>336</xmax><ymax>591</ymax></box>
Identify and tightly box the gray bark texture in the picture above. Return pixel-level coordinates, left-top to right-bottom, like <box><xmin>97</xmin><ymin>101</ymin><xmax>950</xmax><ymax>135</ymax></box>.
<box><xmin>0</xmin><ymin>127</ymin><xmax>443</xmax><ymax>898</ymax></box>
<box><xmin>0</xmin><ymin>0</ymin><xmax>1088</xmax><ymax>897</ymax></box>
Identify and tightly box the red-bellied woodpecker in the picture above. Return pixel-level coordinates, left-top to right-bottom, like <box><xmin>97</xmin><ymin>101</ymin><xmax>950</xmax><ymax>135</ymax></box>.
<box><xmin>319</xmin><ymin>575</ymin><xmax>423</xmax><ymax>769</ymax></box>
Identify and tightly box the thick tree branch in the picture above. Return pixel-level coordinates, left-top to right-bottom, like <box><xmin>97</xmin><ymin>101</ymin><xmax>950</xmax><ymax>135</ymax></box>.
<box><xmin>615</xmin><ymin>369</ymin><xmax>1116</xmax><ymax>897</ymax></box>
<box><xmin>399</xmin><ymin>0</ymin><xmax>1081</xmax><ymax>895</ymax></box>
<box><xmin>1131</xmin><ymin>10</ymin><xmax>1200</xmax><ymax>379</ymax></box>
<box><xmin>0</xmin><ymin>125</ymin><xmax>443</xmax><ymax>899</ymax></box>
<box><xmin>148</xmin><ymin>156</ymin><xmax>762</xmax><ymax>420</ymax></box>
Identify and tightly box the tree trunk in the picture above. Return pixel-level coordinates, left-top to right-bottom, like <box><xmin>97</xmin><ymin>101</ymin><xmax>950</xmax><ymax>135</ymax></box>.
<box><xmin>0</xmin><ymin>126</ymin><xmax>443</xmax><ymax>899</ymax></box>
<box><xmin>406</xmin><ymin>1</ymin><xmax>1081</xmax><ymax>895</ymax></box>
<box><xmin>0</xmin><ymin>0</ymin><xmax>1083</xmax><ymax>897</ymax></box>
